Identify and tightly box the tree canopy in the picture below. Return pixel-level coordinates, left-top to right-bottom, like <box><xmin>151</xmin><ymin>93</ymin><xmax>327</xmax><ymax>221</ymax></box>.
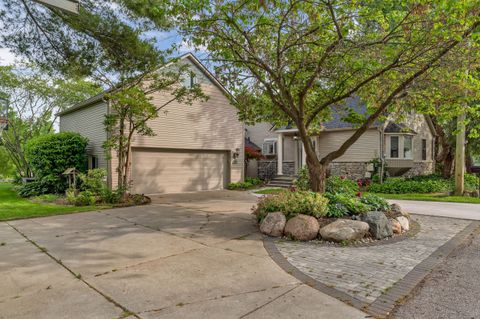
<box><xmin>169</xmin><ymin>0</ymin><xmax>480</xmax><ymax>191</ymax></box>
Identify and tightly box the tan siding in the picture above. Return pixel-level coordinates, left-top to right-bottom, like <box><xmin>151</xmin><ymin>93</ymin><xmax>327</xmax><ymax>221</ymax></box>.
<box><xmin>110</xmin><ymin>57</ymin><xmax>244</xmax><ymax>189</ymax></box>
<box><xmin>384</xmin><ymin>114</ymin><xmax>434</xmax><ymax>163</ymax></box>
<box><xmin>59</xmin><ymin>102</ymin><xmax>108</xmax><ymax>169</ymax></box>
<box><xmin>317</xmin><ymin>129</ymin><xmax>380</xmax><ymax>162</ymax></box>
<box><xmin>246</xmin><ymin>122</ymin><xmax>277</xmax><ymax>147</ymax></box>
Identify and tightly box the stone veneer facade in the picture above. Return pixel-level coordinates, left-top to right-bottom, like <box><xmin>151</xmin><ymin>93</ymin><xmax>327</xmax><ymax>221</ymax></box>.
<box><xmin>401</xmin><ymin>161</ymin><xmax>435</xmax><ymax>178</ymax></box>
<box><xmin>258</xmin><ymin>160</ymin><xmax>434</xmax><ymax>181</ymax></box>
<box><xmin>328</xmin><ymin>162</ymin><xmax>369</xmax><ymax>181</ymax></box>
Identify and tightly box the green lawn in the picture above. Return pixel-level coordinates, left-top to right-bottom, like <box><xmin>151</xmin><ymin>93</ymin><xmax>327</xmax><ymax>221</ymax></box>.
<box><xmin>0</xmin><ymin>183</ymin><xmax>110</xmax><ymax>221</ymax></box>
<box><xmin>370</xmin><ymin>192</ymin><xmax>480</xmax><ymax>204</ymax></box>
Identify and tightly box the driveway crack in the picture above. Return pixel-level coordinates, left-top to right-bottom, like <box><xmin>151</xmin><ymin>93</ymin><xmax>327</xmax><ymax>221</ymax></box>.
<box><xmin>6</xmin><ymin>222</ymin><xmax>142</xmax><ymax>319</ymax></box>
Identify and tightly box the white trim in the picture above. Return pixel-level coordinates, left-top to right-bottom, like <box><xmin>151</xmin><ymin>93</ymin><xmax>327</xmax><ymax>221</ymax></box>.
<box><xmin>275</xmin><ymin>128</ymin><xmax>298</xmax><ymax>133</ymax></box>
<box><xmin>34</xmin><ymin>0</ymin><xmax>79</xmax><ymax>13</ymax></box>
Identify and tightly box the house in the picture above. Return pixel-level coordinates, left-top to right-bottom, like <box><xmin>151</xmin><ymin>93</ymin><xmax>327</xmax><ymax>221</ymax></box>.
<box><xmin>246</xmin><ymin>97</ymin><xmax>436</xmax><ymax>181</ymax></box>
<box><xmin>59</xmin><ymin>53</ymin><xmax>244</xmax><ymax>194</ymax></box>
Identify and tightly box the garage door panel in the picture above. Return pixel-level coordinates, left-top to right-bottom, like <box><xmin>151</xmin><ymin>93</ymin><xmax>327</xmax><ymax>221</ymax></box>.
<box><xmin>132</xmin><ymin>150</ymin><xmax>227</xmax><ymax>194</ymax></box>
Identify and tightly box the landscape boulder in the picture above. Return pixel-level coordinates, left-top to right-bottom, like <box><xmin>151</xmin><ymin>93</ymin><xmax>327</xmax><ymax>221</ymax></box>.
<box><xmin>360</xmin><ymin>211</ymin><xmax>393</xmax><ymax>239</ymax></box>
<box><xmin>390</xmin><ymin>219</ymin><xmax>402</xmax><ymax>234</ymax></box>
<box><xmin>319</xmin><ymin>219</ymin><xmax>370</xmax><ymax>242</ymax></box>
<box><xmin>284</xmin><ymin>214</ymin><xmax>319</xmax><ymax>241</ymax></box>
<box><xmin>396</xmin><ymin>216</ymin><xmax>410</xmax><ymax>232</ymax></box>
<box><xmin>387</xmin><ymin>203</ymin><xmax>411</xmax><ymax>220</ymax></box>
<box><xmin>260</xmin><ymin>212</ymin><xmax>286</xmax><ymax>237</ymax></box>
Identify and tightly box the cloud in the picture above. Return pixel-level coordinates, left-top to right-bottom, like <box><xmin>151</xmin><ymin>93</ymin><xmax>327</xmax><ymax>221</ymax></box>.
<box><xmin>0</xmin><ymin>48</ymin><xmax>18</xmax><ymax>66</ymax></box>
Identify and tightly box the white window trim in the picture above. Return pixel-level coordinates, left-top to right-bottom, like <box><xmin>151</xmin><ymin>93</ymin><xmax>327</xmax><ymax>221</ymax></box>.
<box><xmin>386</xmin><ymin>135</ymin><xmax>415</xmax><ymax>160</ymax></box>
<box><xmin>262</xmin><ymin>138</ymin><xmax>277</xmax><ymax>155</ymax></box>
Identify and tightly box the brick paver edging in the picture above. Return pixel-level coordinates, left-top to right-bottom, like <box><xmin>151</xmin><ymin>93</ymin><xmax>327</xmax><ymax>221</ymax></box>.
<box><xmin>263</xmin><ymin>220</ymin><xmax>480</xmax><ymax>319</ymax></box>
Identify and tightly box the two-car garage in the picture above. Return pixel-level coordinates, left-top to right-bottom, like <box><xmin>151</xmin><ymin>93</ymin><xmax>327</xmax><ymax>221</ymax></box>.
<box><xmin>131</xmin><ymin>149</ymin><xmax>230</xmax><ymax>195</ymax></box>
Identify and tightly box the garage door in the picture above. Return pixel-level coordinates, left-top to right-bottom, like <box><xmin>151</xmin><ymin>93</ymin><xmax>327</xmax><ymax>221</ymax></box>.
<box><xmin>131</xmin><ymin>149</ymin><xmax>228</xmax><ymax>194</ymax></box>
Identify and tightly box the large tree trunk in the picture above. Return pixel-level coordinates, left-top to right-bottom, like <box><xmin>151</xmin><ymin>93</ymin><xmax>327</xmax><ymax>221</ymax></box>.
<box><xmin>442</xmin><ymin>152</ymin><xmax>454</xmax><ymax>178</ymax></box>
<box><xmin>297</xmin><ymin>122</ymin><xmax>327</xmax><ymax>192</ymax></box>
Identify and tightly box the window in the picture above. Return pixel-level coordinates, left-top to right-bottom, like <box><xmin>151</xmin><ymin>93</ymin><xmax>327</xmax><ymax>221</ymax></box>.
<box><xmin>89</xmin><ymin>155</ymin><xmax>98</xmax><ymax>169</ymax></box>
<box><xmin>182</xmin><ymin>72</ymin><xmax>196</xmax><ymax>88</ymax></box>
<box><xmin>422</xmin><ymin>139</ymin><xmax>427</xmax><ymax>160</ymax></box>
<box><xmin>390</xmin><ymin>136</ymin><xmax>399</xmax><ymax>158</ymax></box>
<box><xmin>404</xmin><ymin>136</ymin><xmax>413</xmax><ymax>159</ymax></box>
<box><xmin>262</xmin><ymin>139</ymin><xmax>277</xmax><ymax>155</ymax></box>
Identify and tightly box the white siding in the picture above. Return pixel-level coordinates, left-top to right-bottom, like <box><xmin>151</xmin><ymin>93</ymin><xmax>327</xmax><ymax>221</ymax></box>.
<box><xmin>59</xmin><ymin>102</ymin><xmax>108</xmax><ymax>169</ymax></box>
<box><xmin>317</xmin><ymin>128</ymin><xmax>380</xmax><ymax>162</ymax></box>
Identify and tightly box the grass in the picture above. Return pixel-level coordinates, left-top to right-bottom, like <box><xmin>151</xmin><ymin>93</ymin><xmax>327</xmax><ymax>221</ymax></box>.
<box><xmin>0</xmin><ymin>183</ymin><xmax>111</xmax><ymax>221</ymax></box>
<box><xmin>370</xmin><ymin>192</ymin><xmax>480</xmax><ymax>204</ymax></box>
<box><xmin>254</xmin><ymin>188</ymin><xmax>287</xmax><ymax>195</ymax></box>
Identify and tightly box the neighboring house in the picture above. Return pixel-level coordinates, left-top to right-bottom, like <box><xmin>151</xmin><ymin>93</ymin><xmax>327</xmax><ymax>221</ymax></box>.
<box><xmin>59</xmin><ymin>53</ymin><xmax>244</xmax><ymax>194</ymax></box>
<box><xmin>246</xmin><ymin>97</ymin><xmax>436</xmax><ymax>180</ymax></box>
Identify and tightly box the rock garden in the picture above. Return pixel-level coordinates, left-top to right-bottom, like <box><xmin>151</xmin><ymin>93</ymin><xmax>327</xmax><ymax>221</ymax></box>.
<box><xmin>255</xmin><ymin>175</ymin><xmax>413</xmax><ymax>244</ymax></box>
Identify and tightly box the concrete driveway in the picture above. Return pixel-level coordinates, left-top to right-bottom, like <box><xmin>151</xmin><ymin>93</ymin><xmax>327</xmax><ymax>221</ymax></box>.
<box><xmin>1</xmin><ymin>190</ymin><xmax>366</xmax><ymax>319</ymax></box>
<box><xmin>388</xmin><ymin>199</ymin><xmax>480</xmax><ymax>220</ymax></box>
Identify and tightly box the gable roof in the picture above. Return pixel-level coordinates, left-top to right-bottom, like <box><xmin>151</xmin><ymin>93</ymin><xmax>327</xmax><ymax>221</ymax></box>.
<box><xmin>59</xmin><ymin>53</ymin><xmax>232</xmax><ymax>116</ymax></box>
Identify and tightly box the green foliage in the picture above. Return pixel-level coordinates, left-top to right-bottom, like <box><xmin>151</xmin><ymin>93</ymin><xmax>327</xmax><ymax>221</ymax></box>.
<box><xmin>325</xmin><ymin>176</ymin><xmax>359</xmax><ymax>196</ymax></box>
<box><xmin>324</xmin><ymin>193</ymin><xmax>369</xmax><ymax>217</ymax></box>
<box><xmin>25</xmin><ymin>132</ymin><xmax>88</xmax><ymax>178</ymax></box>
<box><xmin>367</xmin><ymin>176</ymin><xmax>452</xmax><ymax>194</ymax></box>
<box><xmin>359</xmin><ymin>194</ymin><xmax>390</xmax><ymax>212</ymax></box>
<box><xmin>74</xmin><ymin>191</ymin><xmax>97</xmax><ymax>206</ymax></box>
<box><xmin>79</xmin><ymin>169</ymin><xmax>107</xmax><ymax>195</ymax></box>
<box><xmin>464</xmin><ymin>173</ymin><xmax>479</xmax><ymax>191</ymax></box>
<box><xmin>294</xmin><ymin>167</ymin><xmax>310</xmax><ymax>191</ymax></box>
<box><xmin>17</xmin><ymin>132</ymin><xmax>88</xmax><ymax>197</ymax></box>
<box><xmin>100</xmin><ymin>187</ymin><xmax>124</xmax><ymax>204</ymax></box>
<box><xmin>228</xmin><ymin>177</ymin><xmax>262</xmax><ymax>190</ymax></box>
<box><xmin>255</xmin><ymin>191</ymin><xmax>329</xmax><ymax>222</ymax></box>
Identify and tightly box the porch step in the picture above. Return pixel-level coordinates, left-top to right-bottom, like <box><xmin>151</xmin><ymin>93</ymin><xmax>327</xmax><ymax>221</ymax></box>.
<box><xmin>266</xmin><ymin>175</ymin><xmax>296</xmax><ymax>188</ymax></box>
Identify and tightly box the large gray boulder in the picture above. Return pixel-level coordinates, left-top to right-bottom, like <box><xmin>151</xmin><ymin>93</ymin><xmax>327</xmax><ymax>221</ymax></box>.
<box><xmin>284</xmin><ymin>214</ymin><xmax>319</xmax><ymax>241</ymax></box>
<box><xmin>260</xmin><ymin>212</ymin><xmax>286</xmax><ymax>237</ymax></box>
<box><xmin>360</xmin><ymin>211</ymin><xmax>393</xmax><ymax>239</ymax></box>
<box><xmin>319</xmin><ymin>220</ymin><xmax>369</xmax><ymax>242</ymax></box>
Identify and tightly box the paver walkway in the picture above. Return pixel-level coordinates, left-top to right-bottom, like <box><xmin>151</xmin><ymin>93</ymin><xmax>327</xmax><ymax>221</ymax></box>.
<box><xmin>388</xmin><ymin>199</ymin><xmax>480</xmax><ymax>220</ymax></box>
<box><xmin>275</xmin><ymin>215</ymin><xmax>471</xmax><ymax>305</ymax></box>
<box><xmin>0</xmin><ymin>191</ymin><xmax>366</xmax><ymax>319</ymax></box>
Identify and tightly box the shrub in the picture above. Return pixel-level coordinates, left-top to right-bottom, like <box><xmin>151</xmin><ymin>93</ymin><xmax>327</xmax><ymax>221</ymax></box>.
<box><xmin>465</xmin><ymin>173</ymin><xmax>479</xmax><ymax>192</ymax></box>
<box><xmin>254</xmin><ymin>191</ymin><xmax>329</xmax><ymax>221</ymax></box>
<box><xmin>324</xmin><ymin>192</ymin><xmax>369</xmax><ymax>217</ymax></box>
<box><xmin>325</xmin><ymin>176</ymin><xmax>359</xmax><ymax>196</ymax></box>
<box><xmin>227</xmin><ymin>181</ymin><xmax>253</xmax><ymax>190</ymax></box>
<box><xmin>100</xmin><ymin>187</ymin><xmax>123</xmax><ymax>204</ymax></box>
<box><xmin>227</xmin><ymin>177</ymin><xmax>262</xmax><ymax>190</ymax></box>
<box><xmin>20</xmin><ymin>132</ymin><xmax>88</xmax><ymax>196</ymax></box>
<box><xmin>74</xmin><ymin>191</ymin><xmax>97</xmax><ymax>206</ymax></box>
<box><xmin>17</xmin><ymin>174</ymin><xmax>65</xmax><ymax>197</ymax></box>
<box><xmin>294</xmin><ymin>166</ymin><xmax>310</xmax><ymax>191</ymax></box>
<box><xmin>359</xmin><ymin>194</ymin><xmax>390</xmax><ymax>211</ymax></box>
<box><xmin>245</xmin><ymin>177</ymin><xmax>262</xmax><ymax>185</ymax></box>
<box><xmin>79</xmin><ymin>169</ymin><xmax>107</xmax><ymax>195</ymax></box>
<box><xmin>367</xmin><ymin>177</ymin><xmax>452</xmax><ymax>194</ymax></box>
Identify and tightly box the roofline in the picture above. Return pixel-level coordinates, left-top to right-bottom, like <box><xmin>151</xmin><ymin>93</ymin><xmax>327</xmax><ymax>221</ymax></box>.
<box><xmin>58</xmin><ymin>53</ymin><xmax>234</xmax><ymax>117</ymax></box>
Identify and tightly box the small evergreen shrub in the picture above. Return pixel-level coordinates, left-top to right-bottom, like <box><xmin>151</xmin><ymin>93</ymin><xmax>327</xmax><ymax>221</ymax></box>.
<box><xmin>19</xmin><ymin>132</ymin><xmax>88</xmax><ymax>196</ymax></box>
<box><xmin>227</xmin><ymin>177</ymin><xmax>262</xmax><ymax>190</ymax></box>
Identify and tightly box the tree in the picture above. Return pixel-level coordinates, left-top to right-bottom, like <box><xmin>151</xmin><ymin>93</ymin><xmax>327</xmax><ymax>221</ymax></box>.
<box><xmin>1</xmin><ymin>1</ymin><xmax>207</xmax><ymax>194</ymax></box>
<box><xmin>103</xmin><ymin>67</ymin><xmax>207</xmax><ymax>191</ymax></box>
<box><xmin>0</xmin><ymin>66</ymin><xmax>100</xmax><ymax>178</ymax></box>
<box><xmin>165</xmin><ymin>0</ymin><xmax>480</xmax><ymax>192</ymax></box>
<box><xmin>395</xmin><ymin>46</ymin><xmax>480</xmax><ymax>178</ymax></box>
